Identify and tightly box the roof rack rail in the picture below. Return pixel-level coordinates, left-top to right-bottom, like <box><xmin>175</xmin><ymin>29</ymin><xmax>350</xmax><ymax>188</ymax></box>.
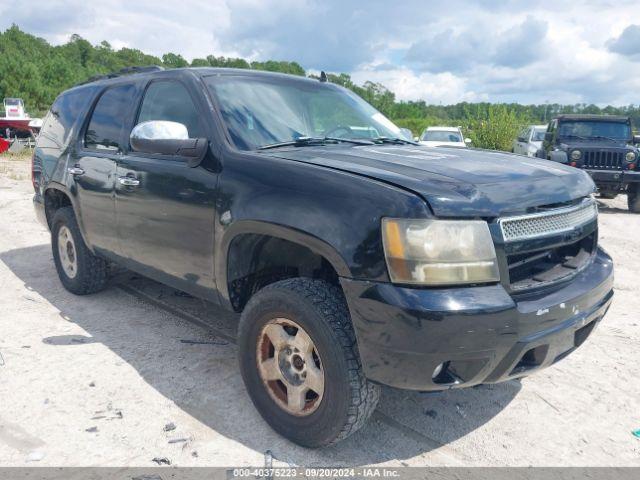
<box><xmin>75</xmin><ymin>65</ymin><xmax>165</xmax><ymax>86</ymax></box>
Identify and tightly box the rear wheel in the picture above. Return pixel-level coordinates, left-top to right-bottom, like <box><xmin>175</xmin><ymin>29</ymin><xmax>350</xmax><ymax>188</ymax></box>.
<box><xmin>628</xmin><ymin>185</ymin><xmax>640</xmax><ymax>213</ymax></box>
<box><xmin>238</xmin><ymin>278</ymin><xmax>380</xmax><ymax>447</ymax></box>
<box><xmin>51</xmin><ymin>207</ymin><xmax>109</xmax><ymax>294</ymax></box>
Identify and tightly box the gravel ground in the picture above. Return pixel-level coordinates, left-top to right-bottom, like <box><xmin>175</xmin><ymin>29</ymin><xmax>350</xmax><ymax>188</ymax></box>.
<box><xmin>0</xmin><ymin>156</ymin><xmax>638</xmax><ymax>467</ymax></box>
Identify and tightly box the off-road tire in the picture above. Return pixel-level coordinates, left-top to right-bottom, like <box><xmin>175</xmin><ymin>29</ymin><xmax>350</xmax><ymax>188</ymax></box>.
<box><xmin>238</xmin><ymin>278</ymin><xmax>380</xmax><ymax>447</ymax></box>
<box><xmin>628</xmin><ymin>185</ymin><xmax>640</xmax><ymax>213</ymax></box>
<box><xmin>51</xmin><ymin>206</ymin><xmax>109</xmax><ymax>294</ymax></box>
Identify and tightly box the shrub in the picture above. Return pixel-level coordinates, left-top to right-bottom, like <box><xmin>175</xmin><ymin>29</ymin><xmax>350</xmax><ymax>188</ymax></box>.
<box><xmin>468</xmin><ymin>105</ymin><xmax>525</xmax><ymax>151</ymax></box>
<box><xmin>392</xmin><ymin>116</ymin><xmax>449</xmax><ymax>139</ymax></box>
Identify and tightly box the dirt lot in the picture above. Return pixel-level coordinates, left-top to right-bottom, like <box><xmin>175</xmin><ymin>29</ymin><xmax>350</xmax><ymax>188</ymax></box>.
<box><xmin>0</xmin><ymin>154</ymin><xmax>639</xmax><ymax>467</ymax></box>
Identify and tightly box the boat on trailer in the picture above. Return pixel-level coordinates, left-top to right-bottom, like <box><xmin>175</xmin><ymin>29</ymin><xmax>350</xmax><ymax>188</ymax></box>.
<box><xmin>0</xmin><ymin>98</ymin><xmax>42</xmax><ymax>137</ymax></box>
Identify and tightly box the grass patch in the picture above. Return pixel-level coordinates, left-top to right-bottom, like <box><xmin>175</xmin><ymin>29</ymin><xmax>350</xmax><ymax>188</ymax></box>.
<box><xmin>0</xmin><ymin>150</ymin><xmax>33</xmax><ymax>162</ymax></box>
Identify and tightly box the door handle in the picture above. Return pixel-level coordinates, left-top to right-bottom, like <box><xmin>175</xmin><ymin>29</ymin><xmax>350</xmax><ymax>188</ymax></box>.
<box><xmin>118</xmin><ymin>176</ymin><xmax>140</xmax><ymax>187</ymax></box>
<box><xmin>67</xmin><ymin>166</ymin><xmax>84</xmax><ymax>176</ymax></box>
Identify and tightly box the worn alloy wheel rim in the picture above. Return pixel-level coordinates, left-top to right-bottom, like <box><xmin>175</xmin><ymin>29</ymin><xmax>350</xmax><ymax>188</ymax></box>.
<box><xmin>57</xmin><ymin>225</ymin><xmax>78</xmax><ymax>279</ymax></box>
<box><xmin>256</xmin><ymin>318</ymin><xmax>325</xmax><ymax>416</ymax></box>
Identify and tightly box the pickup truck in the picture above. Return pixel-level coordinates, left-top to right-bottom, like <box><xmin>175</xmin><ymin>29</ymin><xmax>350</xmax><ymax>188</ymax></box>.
<box><xmin>33</xmin><ymin>67</ymin><xmax>614</xmax><ymax>447</ymax></box>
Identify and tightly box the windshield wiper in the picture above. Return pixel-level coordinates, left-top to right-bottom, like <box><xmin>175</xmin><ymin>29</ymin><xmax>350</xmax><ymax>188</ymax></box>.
<box><xmin>560</xmin><ymin>134</ymin><xmax>589</xmax><ymax>141</ymax></box>
<box><xmin>257</xmin><ymin>136</ymin><xmax>374</xmax><ymax>150</ymax></box>
<box><xmin>590</xmin><ymin>135</ymin><xmax>622</xmax><ymax>143</ymax></box>
<box><xmin>372</xmin><ymin>136</ymin><xmax>420</xmax><ymax>146</ymax></box>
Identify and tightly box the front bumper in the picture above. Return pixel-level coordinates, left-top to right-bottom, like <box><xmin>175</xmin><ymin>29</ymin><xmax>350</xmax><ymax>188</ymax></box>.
<box><xmin>584</xmin><ymin>169</ymin><xmax>640</xmax><ymax>190</ymax></box>
<box><xmin>341</xmin><ymin>247</ymin><xmax>614</xmax><ymax>391</ymax></box>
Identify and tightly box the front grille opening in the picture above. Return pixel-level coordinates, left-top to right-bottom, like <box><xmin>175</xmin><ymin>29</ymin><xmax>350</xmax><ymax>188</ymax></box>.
<box><xmin>575</xmin><ymin>319</ymin><xmax>598</xmax><ymax>348</ymax></box>
<box><xmin>553</xmin><ymin>347</ymin><xmax>575</xmax><ymax>364</ymax></box>
<box><xmin>432</xmin><ymin>361</ymin><xmax>456</xmax><ymax>385</ymax></box>
<box><xmin>528</xmin><ymin>197</ymin><xmax>588</xmax><ymax>214</ymax></box>
<box><xmin>511</xmin><ymin>345</ymin><xmax>549</xmax><ymax>375</ymax></box>
<box><xmin>499</xmin><ymin>199</ymin><xmax>597</xmax><ymax>242</ymax></box>
<box><xmin>432</xmin><ymin>358</ymin><xmax>490</xmax><ymax>385</ymax></box>
<box><xmin>508</xmin><ymin>233</ymin><xmax>596</xmax><ymax>290</ymax></box>
<box><xmin>583</xmin><ymin>150</ymin><xmax>624</xmax><ymax>170</ymax></box>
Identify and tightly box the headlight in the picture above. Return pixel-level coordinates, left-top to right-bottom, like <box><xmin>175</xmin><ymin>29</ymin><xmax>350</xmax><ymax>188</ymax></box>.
<box><xmin>382</xmin><ymin>218</ymin><xmax>500</xmax><ymax>285</ymax></box>
<box><xmin>571</xmin><ymin>150</ymin><xmax>582</xmax><ymax>161</ymax></box>
<box><xmin>626</xmin><ymin>151</ymin><xmax>637</xmax><ymax>162</ymax></box>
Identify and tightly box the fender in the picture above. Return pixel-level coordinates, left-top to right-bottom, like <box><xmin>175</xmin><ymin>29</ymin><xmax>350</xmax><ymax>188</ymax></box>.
<box><xmin>43</xmin><ymin>181</ymin><xmax>95</xmax><ymax>253</ymax></box>
<box><xmin>549</xmin><ymin>150</ymin><xmax>569</xmax><ymax>164</ymax></box>
<box><xmin>215</xmin><ymin>220</ymin><xmax>351</xmax><ymax>310</ymax></box>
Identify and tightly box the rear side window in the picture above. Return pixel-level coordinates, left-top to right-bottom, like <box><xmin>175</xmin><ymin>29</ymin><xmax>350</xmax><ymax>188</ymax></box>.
<box><xmin>38</xmin><ymin>87</ymin><xmax>95</xmax><ymax>149</ymax></box>
<box><xmin>136</xmin><ymin>81</ymin><xmax>203</xmax><ymax>138</ymax></box>
<box><xmin>85</xmin><ymin>84</ymin><xmax>136</xmax><ymax>152</ymax></box>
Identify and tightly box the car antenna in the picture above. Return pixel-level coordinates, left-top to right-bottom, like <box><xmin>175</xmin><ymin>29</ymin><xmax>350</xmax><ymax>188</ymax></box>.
<box><xmin>319</xmin><ymin>71</ymin><xmax>328</xmax><ymax>82</ymax></box>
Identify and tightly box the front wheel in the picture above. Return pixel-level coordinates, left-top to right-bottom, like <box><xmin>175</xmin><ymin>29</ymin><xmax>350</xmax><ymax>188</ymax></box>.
<box><xmin>628</xmin><ymin>185</ymin><xmax>640</xmax><ymax>213</ymax></box>
<box><xmin>237</xmin><ymin>278</ymin><xmax>380</xmax><ymax>447</ymax></box>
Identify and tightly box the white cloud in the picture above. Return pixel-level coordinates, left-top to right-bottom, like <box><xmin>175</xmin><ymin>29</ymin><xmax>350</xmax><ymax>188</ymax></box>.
<box><xmin>0</xmin><ymin>0</ymin><xmax>235</xmax><ymax>60</ymax></box>
<box><xmin>351</xmin><ymin>66</ymin><xmax>487</xmax><ymax>104</ymax></box>
<box><xmin>1</xmin><ymin>0</ymin><xmax>640</xmax><ymax>105</ymax></box>
<box><xmin>608</xmin><ymin>24</ymin><xmax>640</xmax><ymax>60</ymax></box>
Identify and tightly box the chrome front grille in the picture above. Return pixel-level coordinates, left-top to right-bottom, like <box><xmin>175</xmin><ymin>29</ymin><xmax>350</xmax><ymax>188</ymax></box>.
<box><xmin>498</xmin><ymin>199</ymin><xmax>597</xmax><ymax>242</ymax></box>
<box><xmin>582</xmin><ymin>150</ymin><xmax>624</xmax><ymax>170</ymax></box>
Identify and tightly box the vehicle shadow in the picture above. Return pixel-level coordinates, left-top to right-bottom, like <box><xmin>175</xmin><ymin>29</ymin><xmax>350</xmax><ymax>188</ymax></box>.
<box><xmin>1</xmin><ymin>244</ymin><xmax>520</xmax><ymax>466</ymax></box>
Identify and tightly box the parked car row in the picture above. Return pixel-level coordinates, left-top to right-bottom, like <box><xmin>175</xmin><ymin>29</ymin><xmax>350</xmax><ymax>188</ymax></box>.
<box><xmin>418</xmin><ymin>126</ymin><xmax>471</xmax><ymax>148</ymax></box>
<box><xmin>406</xmin><ymin>115</ymin><xmax>640</xmax><ymax>213</ymax></box>
<box><xmin>512</xmin><ymin>124</ymin><xmax>547</xmax><ymax>156</ymax></box>
<box><xmin>33</xmin><ymin>67</ymin><xmax>615</xmax><ymax>447</ymax></box>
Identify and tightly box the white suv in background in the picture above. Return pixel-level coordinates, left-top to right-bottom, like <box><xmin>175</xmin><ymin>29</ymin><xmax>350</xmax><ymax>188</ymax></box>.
<box><xmin>513</xmin><ymin>124</ymin><xmax>547</xmax><ymax>156</ymax></box>
<box><xmin>419</xmin><ymin>126</ymin><xmax>471</xmax><ymax>147</ymax></box>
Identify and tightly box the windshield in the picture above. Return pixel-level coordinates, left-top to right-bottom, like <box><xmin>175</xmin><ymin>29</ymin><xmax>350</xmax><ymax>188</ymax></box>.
<box><xmin>558</xmin><ymin>120</ymin><xmax>631</xmax><ymax>140</ymax></box>
<box><xmin>532</xmin><ymin>128</ymin><xmax>546</xmax><ymax>142</ymax></box>
<box><xmin>421</xmin><ymin>130</ymin><xmax>462</xmax><ymax>142</ymax></box>
<box><xmin>205</xmin><ymin>76</ymin><xmax>402</xmax><ymax>150</ymax></box>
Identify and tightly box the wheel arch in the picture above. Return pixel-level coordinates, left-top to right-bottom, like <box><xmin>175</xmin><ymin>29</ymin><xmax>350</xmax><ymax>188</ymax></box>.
<box><xmin>217</xmin><ymin>220</ymin><xmax>351</xmax><ymax>312</ymax></box>
<box><xmin>43</xmin><ymin>183</ymin><xmax>93</xmax><ymax>251</ymax></box>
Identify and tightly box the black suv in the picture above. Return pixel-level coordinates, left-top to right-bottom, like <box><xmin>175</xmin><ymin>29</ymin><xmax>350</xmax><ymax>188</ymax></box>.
<box><xmin>537</xmin><ymin>114</ymin><xmax>640</xmax><ymax>212</ymax></box>
<box><xmin>33</xmin><ymin>67</ymin><xmax>614</xmax><ymax>447</ymax></box>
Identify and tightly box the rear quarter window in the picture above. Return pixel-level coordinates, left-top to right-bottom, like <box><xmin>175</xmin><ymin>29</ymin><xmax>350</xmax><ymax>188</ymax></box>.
<box><xmin>37</xmin><ymin>87</ymin><xmax>97</xmax><ymax>150</ymax></box>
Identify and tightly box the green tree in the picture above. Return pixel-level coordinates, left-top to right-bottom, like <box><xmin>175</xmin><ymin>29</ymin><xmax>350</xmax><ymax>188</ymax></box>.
<box><xmin>468</xmin><ymin>105</ymin><xmax>525</xmax><ymax>151</ymax></box>
<box><xmin>190</xmin><ymin>58</ymin><xmax>210</xmax><ymax>67</ymax></box>
<box><xmin>206</xmin><ymin>55</ymin><xmax>250</xmax><ymax>69</ymax></box>
<box><xmin>1</xmin><ymin>24</ymin><xmax>639</xmax><ymax>139</ymax></box>
<box><xmin>251</xmin><ymin>60</ymin><xmax>305</xmax><ymax>76</ymax></box>
<box><xmin>162</xmin><ymin>52</ymin><xmax>188</xmax><ymax>68</ymax></box>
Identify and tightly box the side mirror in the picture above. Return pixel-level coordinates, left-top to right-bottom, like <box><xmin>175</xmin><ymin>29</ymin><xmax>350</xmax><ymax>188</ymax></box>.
<box><xmin>464</xmin><ymin>138</ymin><xmax>472</xmax><ymax>144</ymax></box>
<box><xmin>130</xmin><ymin>121</ymin><xmax>208</xmax><ymax>167</ymax></box>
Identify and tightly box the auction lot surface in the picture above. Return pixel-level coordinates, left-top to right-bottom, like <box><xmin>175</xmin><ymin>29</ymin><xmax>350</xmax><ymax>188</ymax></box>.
<box><xmin>0</xmin><ymin>157</ymin><xmax>639</xmax><ymax>467</ymax></box>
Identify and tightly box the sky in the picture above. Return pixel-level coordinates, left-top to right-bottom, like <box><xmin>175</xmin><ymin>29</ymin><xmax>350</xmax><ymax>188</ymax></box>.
<box><xmin>2</xmin><ymin>0</ymin><xmax>640</xmax><ymax>106</ymax></box>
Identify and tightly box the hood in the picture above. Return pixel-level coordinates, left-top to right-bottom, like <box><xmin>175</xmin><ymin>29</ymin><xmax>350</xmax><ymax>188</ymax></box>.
<box><xmin>559</xmin><ymin>138</ymin><xmax>635</xmax><ymax>150</ymax></box>
<box><xmin>263</xmin><ymin>145</ymin><xmax>595</xmax><ymax>217</ymax></box>
<box><xmin>419</xmin><ymin>140</ymin><xmax>467</xmax><ymax>148</ymax></box>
